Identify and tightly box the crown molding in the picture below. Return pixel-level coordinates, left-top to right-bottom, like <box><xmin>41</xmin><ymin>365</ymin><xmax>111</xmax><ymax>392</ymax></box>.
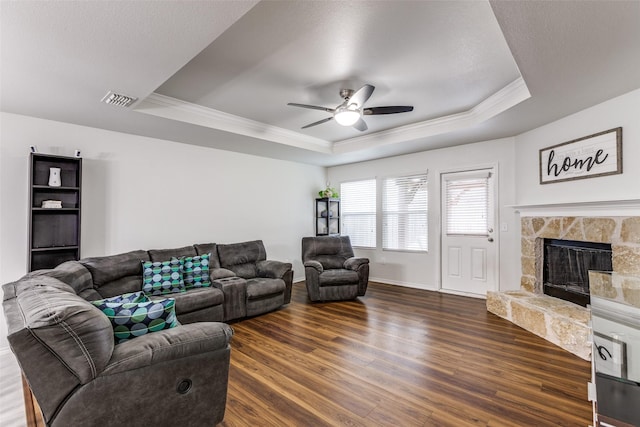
<box><xmin>332</xmin><ymin>77</ymin><xmax>530</xmax><ymax>154</ymax></box>
<box><xmin>135</xmin><ymin>77</ymin><xmax>530</xmax><ymax>157</ymax></box>
<box><xmin>134</xmin><ymin>93</ymin><xmax>333</xmax><ymax>153</ymax></box>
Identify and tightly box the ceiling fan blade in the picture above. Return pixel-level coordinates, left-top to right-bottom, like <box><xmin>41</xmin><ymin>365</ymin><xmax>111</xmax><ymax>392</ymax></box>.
<box><xmin>348</xmin><ymin>84</ymin><xmax>375</xmax><ymax>108</ymax></box>
<box><xmin>301</xmin><ymin>117</ymin><xmax>333</xmax><ymax>129</ymax></box>
<box><xmin>352</xmin><ymin>117</ymin><xmax>368</xmax><ymax>132</ymax></box>
<box><xmin>287</xmin><ymin>103</ymin><xmax>334</xmax><ymax>113</ymax></box>
<box><xmin>363</xmin><ymin>106</ymin><xmax>414</xmax><ymax>115</ymax></box>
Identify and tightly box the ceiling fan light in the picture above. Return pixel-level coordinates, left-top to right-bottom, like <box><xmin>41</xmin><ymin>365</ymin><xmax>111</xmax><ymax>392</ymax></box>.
<box><xmin>334</xmin><ymin>106</ymin><xmax>361</xmax><ymax>126</ymax></box>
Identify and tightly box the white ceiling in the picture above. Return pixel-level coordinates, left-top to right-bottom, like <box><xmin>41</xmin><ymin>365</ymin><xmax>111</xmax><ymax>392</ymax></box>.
<box><xmin>1</xmin><ymin>1</ymin><xmax>639</xmax><ymax>167</ymax></box>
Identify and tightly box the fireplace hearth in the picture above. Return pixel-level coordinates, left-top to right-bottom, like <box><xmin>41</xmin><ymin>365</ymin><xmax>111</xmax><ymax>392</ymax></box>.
<box><xmin>543</xmin><ymin>238</ymin><xmax>612</xmax><ymax>307</ymax></box>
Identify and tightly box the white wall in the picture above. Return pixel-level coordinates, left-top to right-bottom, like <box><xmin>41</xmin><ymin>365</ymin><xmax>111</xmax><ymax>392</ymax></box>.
<box><xmin>515</xmin><ymin>88</ymin><xmax>640</xmax><ymax>205</ymax></box>
<box><xmin>327</xmin><ymin>137</ymin><xmax>519</xmax><ymax>293</ymax></box>
<box><xmin>0</xmin><ymin>112</ymin><xmax>326</xmax><ymax>350</ymax></box>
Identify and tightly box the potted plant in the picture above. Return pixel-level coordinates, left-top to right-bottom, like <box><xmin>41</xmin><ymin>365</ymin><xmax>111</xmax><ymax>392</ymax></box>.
<box><xmin>319</xmin><ymin>186</ymin><xmax>338</xmax><ymax>198</ymax></box>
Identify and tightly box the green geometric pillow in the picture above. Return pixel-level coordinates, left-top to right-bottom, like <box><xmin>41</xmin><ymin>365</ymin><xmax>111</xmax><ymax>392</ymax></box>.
<box><xmin>141</xmin><ymin>259</ymin><xmax>185</xmax><ymax>296</ymax></box>
<box><xmin>91</xmin><ymin>297</ymin><xmax>179</xmax><ymax>344</ymax></box>
<box><xmin>179</xmin><ymin>253</ymin><xmax>211</xmax><ymax>289</ymax></box>
<box><xmin>91</xmin><ymin>291</ymin><xmax>149</xmax><ymax>306</ymax></box>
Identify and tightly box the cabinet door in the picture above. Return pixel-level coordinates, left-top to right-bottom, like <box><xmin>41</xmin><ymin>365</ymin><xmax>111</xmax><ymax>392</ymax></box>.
<box><xmin>316</xmin><ymin>198</ymin><xmax>340</xmax><ymax>235</ymax></box>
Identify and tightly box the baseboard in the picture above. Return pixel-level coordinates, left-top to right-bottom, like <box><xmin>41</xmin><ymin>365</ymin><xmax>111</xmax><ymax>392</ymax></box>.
<box><xmin>438</xmin><ymin>288</ymin><xmax>486</xmax><ymax>299</ymax></box>
<box><xmin>368</xmin><ymin>276</ymin><xmax>438</xmax><ymax>291</ymax></box>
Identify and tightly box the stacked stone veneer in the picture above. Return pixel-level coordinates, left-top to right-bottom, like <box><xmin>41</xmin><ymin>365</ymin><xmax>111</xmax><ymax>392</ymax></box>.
<box><xmin>487</xmin><ymin>216</ymin><xmax>640</xmax><ymax>361</ymax></box>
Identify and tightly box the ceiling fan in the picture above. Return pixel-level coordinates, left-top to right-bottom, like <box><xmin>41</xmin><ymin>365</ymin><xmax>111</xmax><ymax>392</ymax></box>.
<box><xmin>287</xmin><ymin>84</ymin><xmax>413</xmax><ymax>132</ymax></box>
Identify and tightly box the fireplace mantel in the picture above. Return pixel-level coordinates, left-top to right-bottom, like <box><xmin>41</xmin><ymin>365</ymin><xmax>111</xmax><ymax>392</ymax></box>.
<box><xmin>510</xmin><ymin>199</ymin><xmax>640</xmax><ymax>217</ymax></box>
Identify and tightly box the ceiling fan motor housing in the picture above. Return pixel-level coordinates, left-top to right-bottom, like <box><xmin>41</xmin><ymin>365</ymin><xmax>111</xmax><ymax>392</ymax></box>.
<box><xmin>340</xmin><ymin>88</ymin><xmax>355</xmax><ymax>100</ymax></box>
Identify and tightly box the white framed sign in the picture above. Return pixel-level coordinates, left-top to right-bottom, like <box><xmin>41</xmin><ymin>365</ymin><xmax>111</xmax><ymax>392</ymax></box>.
<box><xmin>539</xmin><ymin>127</ymin><xmax>622</xmax><ymax>184</ymax></box>
<box><xmin>593</xmin><ymin>332</ymin><xmax>627</xmax><ymax>378</ymax></box>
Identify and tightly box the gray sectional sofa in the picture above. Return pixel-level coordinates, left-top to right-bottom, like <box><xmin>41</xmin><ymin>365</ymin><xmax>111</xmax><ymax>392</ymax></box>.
<box><xmin>2</xmin><ymin>240</ymin><xmax>292</xmax><ymax>426</ymax></box>
<box><xmin>72</xmin><ymin>240</ymin><xmax>293</xmax><ymax>324</ymax></box>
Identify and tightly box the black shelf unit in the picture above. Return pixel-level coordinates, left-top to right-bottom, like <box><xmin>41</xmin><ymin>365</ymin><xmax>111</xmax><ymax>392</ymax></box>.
<box><xmin>28</xmin><ymin>153</ymin><xmax>82</xmax><ymax>271</ymax></box>
<box><xmin>315</xmin><ymin>198</ymin><xmax>340</xmax><ymax>236</ymax></box>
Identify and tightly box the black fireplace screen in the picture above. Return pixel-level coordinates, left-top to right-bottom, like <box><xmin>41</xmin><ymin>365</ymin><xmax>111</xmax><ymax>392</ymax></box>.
<box><xmin>543</xmin><ymin>239</ymin><xmax>612</xmax><ymax>306</ymax></box>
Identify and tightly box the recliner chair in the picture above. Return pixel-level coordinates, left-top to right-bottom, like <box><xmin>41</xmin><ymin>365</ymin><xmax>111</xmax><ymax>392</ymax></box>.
<box><xmin>301</xmin><ymin>236</ymin><xmax>369</xmax><ymax>301</ymax></box>
<box><xmin>2</xmin><ymin>273</ymin><xmax>232</xmax><ymax>426</ymax></box>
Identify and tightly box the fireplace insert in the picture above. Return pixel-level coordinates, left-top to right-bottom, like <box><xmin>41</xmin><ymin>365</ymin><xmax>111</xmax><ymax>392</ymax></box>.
<box><xmin>543</xmin><ymin>238</ymin><xmax>612</xmax><ymax>307</ymax></box>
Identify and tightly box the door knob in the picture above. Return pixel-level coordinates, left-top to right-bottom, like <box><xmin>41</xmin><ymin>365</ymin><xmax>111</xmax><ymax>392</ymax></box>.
<box><xmin>488</xmin><ymin>237</ymin><xmax>494</xmax><ymax>242</ymax></box>
<box><xmin>487</xmin><ymin>227</ymin><xmax>494</xmax><ymax>233</ymax></box>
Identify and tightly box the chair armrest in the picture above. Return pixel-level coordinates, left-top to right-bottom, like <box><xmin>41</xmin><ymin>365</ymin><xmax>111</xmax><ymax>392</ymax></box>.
<box><xmin>304</xmin><ymin>260</ymin><xmax>323</xmax><ymax>273</ymax></box>
<box><xmin>344</xmin><ymin>257</ymin><xmax>369</xmax><ymax>271</ymax></box>
<box><xmin>257</xmin><ymin>260</ymin><xmax>292</xmax><ymax>279</ymax></box>
<box><xmin>210</xmin><ymin>268</ymin><xmax>236</xmax><ymax>280</ymax></box>
<box><xmin>102</xmin><ymin>322</ymin><xmax>233</xmax><ymax>376</ymax></box>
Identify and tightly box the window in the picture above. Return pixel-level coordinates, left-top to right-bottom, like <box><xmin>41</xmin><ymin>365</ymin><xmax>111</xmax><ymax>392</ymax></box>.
<box><xmin>444</xmin><ymin>172</ymin><xmax>490</xmax><ymax>236</ymax></box>
<box><xmin>340</xmin><ymin>179</ymin><xmax>376</xmax><ymax>248</ymax></box>
<box><xmin>383</xmin><ymin>173</ymin><xmax>428</xmax><ymax>251</ymax></box>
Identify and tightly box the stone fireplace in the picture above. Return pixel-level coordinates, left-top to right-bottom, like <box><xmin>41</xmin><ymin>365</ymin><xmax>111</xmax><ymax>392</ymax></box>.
<box><xmin>487</xmin><ymin>201</ymin><xmax>640</xmax><ymax>361</ymax></box>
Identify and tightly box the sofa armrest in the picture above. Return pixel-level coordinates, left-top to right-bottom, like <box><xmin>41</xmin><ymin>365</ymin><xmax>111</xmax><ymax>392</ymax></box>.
<box><xmin>344</xmin><ymin>257</ymin><xmax>369</xmax><ymax>271</ymax></box>
<box><xmin>257</xmin><ymin>260</ymin><xmax>292</xmax><ymax>279</ymax></box>
<box><xmin>102</xmin><ymin>322</ymin><xmax>233</xmax><ymax>376</ymax></box>
<box><xmin>304</xmin><ymin>260</ymin><xmax>323</xmax><ymax>273</ymax></box>
<box><xmin>210</xmin><ymin>268</ymin><xmax>236</xmax><ymax>280</ymax></box>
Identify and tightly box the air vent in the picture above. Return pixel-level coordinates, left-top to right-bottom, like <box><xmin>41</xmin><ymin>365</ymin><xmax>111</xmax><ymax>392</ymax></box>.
<box><xmin>101</xmin><ymin>91</ymin><xmax>138</xmax><ymax>108</ymax></box>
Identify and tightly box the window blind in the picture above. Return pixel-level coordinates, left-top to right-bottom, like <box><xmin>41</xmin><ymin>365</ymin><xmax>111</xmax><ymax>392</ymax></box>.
<box><xmin>445</xmin><ymin>176</ymin><xmax>489</xmax><ymax>236</ymax></box>
<box><xmin>340</xmin><ymin>179</ymin><xmax>376</xmax><ymax>248</ymax></box>
<box><xmin>382</xmin><ymin>174</ymin><xmax>428</xmax><ymax>251</ymax></box>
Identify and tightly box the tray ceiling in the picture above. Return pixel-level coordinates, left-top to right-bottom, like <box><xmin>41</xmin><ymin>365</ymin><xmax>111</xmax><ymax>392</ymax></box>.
<box><xmin>1</xmin><ymin>1</ymin><xmax>639</xmax><ymax>166</ymax></box>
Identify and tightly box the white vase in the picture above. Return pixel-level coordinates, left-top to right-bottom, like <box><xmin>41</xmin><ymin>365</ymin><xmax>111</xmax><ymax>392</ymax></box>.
<box><xmin>48</xmin><ymin>167</ymin><xmax>61</xmax><ymax>187</ymax></box>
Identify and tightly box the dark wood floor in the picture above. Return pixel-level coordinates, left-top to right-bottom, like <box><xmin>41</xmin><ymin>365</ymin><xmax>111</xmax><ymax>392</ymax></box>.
<box><xmin>220</xmin><ymin>282</ymin><xmax>592</xmax><ymax>426</ymax></box>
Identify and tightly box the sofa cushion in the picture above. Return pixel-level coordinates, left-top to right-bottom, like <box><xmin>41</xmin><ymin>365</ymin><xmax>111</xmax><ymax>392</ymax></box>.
<box><xmin>194</xmin><ymin>243</ymin><xmax>221</xmax><ymax>268</ymax></box>
<box><xmin>246</xmin><ymin>278</ymin><xmax>285</xmax><ymax>300</ymax></box>
<box><xmin>13</xmin><ymin>277</ymin><xmax>114</xmax><ymax>384</ymax></box>
<box><xmin>318</xmin><ymin>269</ymin><xmax>360</xmax><ymax>287</ymax></box>
<box><xmin>79</xmin><ymin>250</ymin><xmax>149</xmax><ymax>286</ymax></box>
<box><xmin>95</xmin><ymin>276</ymin><xmax>145</xmax><ymax>300</ymax></box>
<box><xmin>217</xmin><ymin>240</ymin><xmax>267</xmax><ymax>279</ymax></box>
<box><xmin>148</xmin><ymin>245</ymin><xmax>197</xmax><ymax>262</ymax></box>
<box><xmin>141</xmin><ymin>259</ymin><xmax>185</xmax><ymax>296</ymax></box>
<box><xmin>181</xmin><ymin>253</ymin><xmax>211</xmax><ymax>289</ymax></box>
<box><xmin>301</xmin><ymin>236</ymin><xmax>355</xmax><ymax>270</ymax></box>
<box><xmin>160</xmin><ymin>287</ymin><xmax>224</xmax><ymax>315</ymax></box>
<box><xmin>92</xmin><ymin>295</ymin><xmax>179</xmax><ymax>344</ymax></box>
<box><xmin>28</xmin><ymin>261</ymin><xmax>94</xmax><ymax>297</ymax></box>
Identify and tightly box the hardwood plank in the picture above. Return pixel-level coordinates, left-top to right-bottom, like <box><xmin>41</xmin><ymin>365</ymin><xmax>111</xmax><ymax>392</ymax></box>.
<box><xmin>220</xmin><ymin>282</ymin><xmax>592</xmax><ymax>426</ymax></box>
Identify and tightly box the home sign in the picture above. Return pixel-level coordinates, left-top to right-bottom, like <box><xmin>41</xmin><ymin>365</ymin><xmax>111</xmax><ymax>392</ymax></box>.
<box><xmin>539</xmin><ymin>127</ymin><xmax>622</xmax><ymax>184</ymax></box>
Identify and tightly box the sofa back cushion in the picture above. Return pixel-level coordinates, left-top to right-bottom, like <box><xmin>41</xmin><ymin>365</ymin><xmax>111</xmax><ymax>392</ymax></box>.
<box><xmin>79</xmin><ymin>250</ymin><xmax>149</xmax><ymax>297</ymax></box>
<box><xmin>217</xmin><ymin>240</ymin><xmax>267</xmax><ymax>279</ymax></box>
<box><xmin>11</xmin><ymin>276</ymin><xmax>114</xmax><ymax>384</ymax></box>
<box><xmin>194</xmin><ymin>243</ymin><xmax>222</xmax><ymax>268</ymax></box>
<box><xmin>148</xmin><ymin>245</ymin><xmax>197</xmax><ymax>262</ymax></box>
<box><xmin>28</xmin><ymin>261</ymin><xmax>99</xmax><ymax>300</ymax></box>
<box><xmin>302</xmin><ymin>236</ymin><xmax>355</xmax><ymax>270</ymax></box>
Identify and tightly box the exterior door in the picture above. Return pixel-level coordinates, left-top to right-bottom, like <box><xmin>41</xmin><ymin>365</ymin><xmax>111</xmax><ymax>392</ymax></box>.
<box><xmin>440</xmin><ymin>168</ymin><xmax>497</xmax><ymax>296</ymax></box>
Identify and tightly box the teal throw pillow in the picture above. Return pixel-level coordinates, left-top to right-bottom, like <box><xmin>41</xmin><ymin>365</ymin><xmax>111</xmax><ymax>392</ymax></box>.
<box><xmin>92</xmin><ymin>296</ymin><xmax>179</xmax><ymax>344</ymax></box>
<box><xmin>141</xmin><ymin>259</ymin><xmax>185</xmax><ymax>296</ymax></box>
<box><xmin>178</xmin><ymin>253</ymin><xmax>211</xmax><ymax>289</ymax></box>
